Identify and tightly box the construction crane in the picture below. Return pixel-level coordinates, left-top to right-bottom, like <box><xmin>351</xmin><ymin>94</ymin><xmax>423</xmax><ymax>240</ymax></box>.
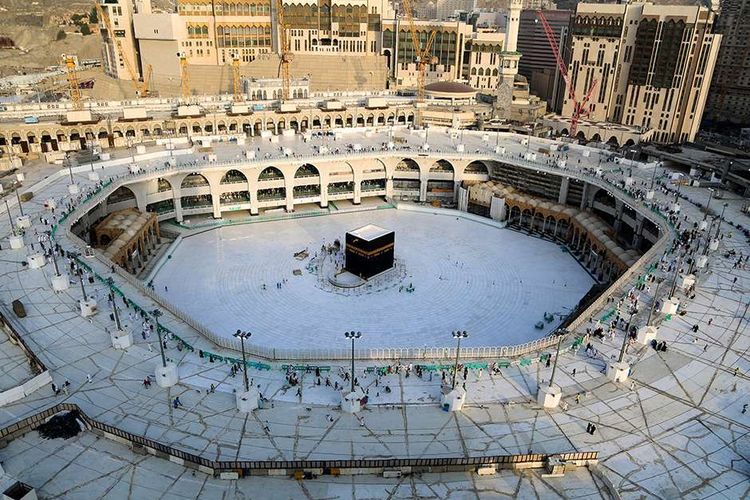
<box><xmin>95</xmin><ymin>2</ymin><xmax>152</xmax><ymax>98</ymax></box>
<box><xmin>62</xmin><ymin>54</ymin><xmax>83</xmax><ymax>109</ymax></box>
<box><xmin>231</xmin><ymin>52</ymin><xmax>243</xmax><ymax>102</ymax></box>
<box><xmin>178</xmin><ymin>51</ymin><xmax>190</xmax><ymax>101</ymax></box>
<box><xmin>537</xmin><ymin>10</ymin><xmax>598</xmax><ymax>137</ymax></box>
<box><xmin>275</xmin><ymin>0</ymin><xmax>293</xmax><ymax>101</ymax></box>
<box><xmin>402</xmin><ymin>0</ymin><xmax>437</xmax><ymax>101</ymax></box>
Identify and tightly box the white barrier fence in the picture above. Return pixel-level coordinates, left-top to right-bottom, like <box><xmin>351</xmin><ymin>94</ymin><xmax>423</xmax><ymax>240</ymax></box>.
<box><xmin>0</xmin><ymin>371</ymin><xmax>53</xmax><ymax>407</ymax></box>
<box><xmin>51</xmin><ymin>145</ymin><xmax>674</xmax><ymax>361</ymax></box>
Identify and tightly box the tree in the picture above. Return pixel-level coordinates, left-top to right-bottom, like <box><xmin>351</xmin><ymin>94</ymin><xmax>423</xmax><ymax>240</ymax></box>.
<box><xmin>56</xmin><ymin>30</ymin><xmax>66</xmax><ymax>41</ymax></box>
<box><xmin>89</xmin><ymin>7</ymin><xmax>98</xmax><ymax>24</ymax></box>
<box><xmin>80</xmin><ymin>24</ymin><xmax>92</xmax><ymax>36</ymax></box>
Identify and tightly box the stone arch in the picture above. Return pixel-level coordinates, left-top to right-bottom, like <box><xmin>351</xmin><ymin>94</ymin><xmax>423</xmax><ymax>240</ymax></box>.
<box><xmin>624</xmin><ymin>139</ymin><xmax>635</xmax><ymax>147</ymax></box>
<box><xmin>560</xmin><ymin>128</ymin><xmax>569</xmax><ymax>136</ymax></box>
<box><xmin>607</xmin><ymin>136</ymin><xmax>619</xmax><ymax>147</ymax></box>
<box><xmin>430</xmin><ymin>159</ymin><xmax>454</xmax><ymax>173</ymax></box>
<box><xmin>593</xmin><ymin>188</ymin><xmax>616</xmax><ymax>207</ymax></box>
<box><xmin>157</xmin><ymin>177</ymin><xmax>173</xmax><ymax>193</ymax></box>
<box><xmin>259</xmin><ymin>166</ymin><xmax>284</xmax><ymax>181</ymax></box>
<box><xmin>107</xmin><ymin>186</ymin><xmax>137</xmax><ymax>206</ymax></box>
<box><xmin>181</xmin><ymin>173</ymin><xmax>210</xmax><ymax>189</ymax></box>
<box><xmin>295</xmin><ymin>163</ymin><xmax>319</xmax><ymax>178</ymax></box>
<box><xmin>464</xmin><ymin>160</ymin><xmax>489</xmax><ymax>175</ymax></box>
<box><xmin>576</xmin><ymin>131</ymin><xmax>586</xmax><ymax>142</ymax></box>
<box><xmin>395</xmin><ymin>158</ymin><xmax>420</xmax><ymax>172</ymax></box>
<box><xmin>591</xmin><ymin>133</ymin><xmax>602</xmax><ymax>143</ymax></box>
<box><xmin>221</xmin><ymin>169</ymin><xmax>248</xmax><ymax>184</ymax></box>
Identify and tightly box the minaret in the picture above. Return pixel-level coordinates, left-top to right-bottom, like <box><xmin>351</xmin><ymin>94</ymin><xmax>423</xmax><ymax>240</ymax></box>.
<box><xmin>495</xmin><ymin>0</ymin><xmax>522</xmax><ymax>118</ymax></box>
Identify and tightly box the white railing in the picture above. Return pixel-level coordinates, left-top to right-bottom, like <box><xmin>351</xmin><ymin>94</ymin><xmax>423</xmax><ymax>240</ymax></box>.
<box><xmin>49</xmin><ymin>143</ymin><xmax>675</xmax><ymax>361</ymax></box>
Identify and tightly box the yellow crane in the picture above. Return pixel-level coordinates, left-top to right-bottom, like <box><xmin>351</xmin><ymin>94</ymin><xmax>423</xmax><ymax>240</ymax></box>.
<box><xmin>231</xmin><ymin>52</ymin><xmax>243</xmax><ymax>102</ymax></box>
<box><xmin>94</xmin><ymin>2</ymin><xmax>152</xmax><ymax>98</ymax></box>
<box><xmin>275</xmin><ymin>0</ymin><xmax>293</xmax><ymax>101</ymax></box>
<box><xmin>401</xmin><ymin>0</ymin><xmax>437</xmax><ymax>101</ymax></box>
<box><xmin>62</xmin><ymin>54</ymin><xmax>82</xmax><ymax>109</ymax></box>
<box><xmin>178</xmin><ymin>51</ymin><xmax>190</xmax><ymax>101</ymax></box>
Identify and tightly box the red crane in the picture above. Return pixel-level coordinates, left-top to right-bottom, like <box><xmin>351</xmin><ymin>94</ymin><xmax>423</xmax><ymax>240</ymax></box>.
<box><xmin>537</xmin><ymin>10</ymin><xmax>598</xmax><ymax>138</ymax></box>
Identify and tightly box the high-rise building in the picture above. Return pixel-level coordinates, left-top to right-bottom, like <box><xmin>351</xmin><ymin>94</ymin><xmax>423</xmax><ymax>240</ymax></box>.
<box><xmin>381</xmin><ymin>19</ymin><xmax>474</xmax><ymax>87</ymax></box>
<box><xmin>705</xmin><ymin>0</ymin><xmax>750</xmax><ymax>126</ymax></box>
<box><xmin>282</xmin><ymin>0</ymin><xmax>394</xmax><ymax>55</ymax></box>
<box><xmin>563</xmin><ymin>2</ymin><xmax>721</xmax><ymax>143</ymax></box>
<box><xmin>517</xmin><ymin>9</ymin><xmax>571</xmax><ymax>112</ymax></box>
<box><xmin>435</xmin><ymin>0</ymin><xmax>476</xmax><ymax>20</ymax></box>
<box><xmin>98</xmin><ymin>0</ymin><xmax>146</xmax><ymax>80</ymax></box>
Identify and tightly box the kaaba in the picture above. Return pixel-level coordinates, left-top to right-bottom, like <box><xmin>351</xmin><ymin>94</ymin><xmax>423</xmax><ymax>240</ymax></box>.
<box><xmin>345</xmin><ymin>224</ymin><xmax>395</xmax><ymax>279</ymax></box>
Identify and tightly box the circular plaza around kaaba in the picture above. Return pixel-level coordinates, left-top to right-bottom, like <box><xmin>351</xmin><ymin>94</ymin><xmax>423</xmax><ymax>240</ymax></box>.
<box><xmin>153</xmin><ymin>209</ymin><xmax>594</xmax><ymax>349</ymax></box>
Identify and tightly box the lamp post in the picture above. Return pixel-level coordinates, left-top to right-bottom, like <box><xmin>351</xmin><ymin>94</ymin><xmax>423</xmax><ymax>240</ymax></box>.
<box><xmin>77</xmin><ymin>267</ymin><xmax>88</xmax><ymax>302</ymax></box>
<box><xmin>13</xmin><ymin>181</ymin><xmax>24</xmax><ymax>217</ymax></box>
<box><xmin>151</xmin><ymin>308</ymin><xmax>166</xmax><ymax>368</ymax></box>
<box><xmin>66</xmin><ymin>154</ymin><xmax>74</xmax><ymax>185</ymax></box>
<box><xmin>451</xmin><ymin>330</ymin><xmax>468</xmax><ymax>389</ymax></box>
<box><xmin>713</xmin><ymin>202</ymin><xmax>728</xmax><ymax>241</ymax></box>
<box><xmin>5</xmin><ymin>200</ymin><xmax>16</xmax><ymax>236</ymax></box>
<box><xmin>617</xmin><ymin>312</ymin><xmax>634</xmax><ymax>363</ymax></box>
<box><xmin>669</xmin><ymin>252</ymin><xmax>683</xmax><ymax>299</ymax></box>
<box><xmin>105</xmin><ymin>277</ymin><xmax>122</xmax><ymax>330</ymax></box>
<box><xmin>548</xmin><ymin>334</ymin><xmax>563</xmax><ymax>388</ymax></box>
<box><xmin>703</xmin><ymin>188</ymin><xmax>714</xmax><ymax>221</ymax></box>
<box><xmin>648</xmin><ymin>161</ymin><xmax>659</xmax><ymax>191</ymax></box>
<box><xmin>344</xmin><ymin>331</ymin><xmax>361</xmax><ymax>393</ymax></box>
<box><xmin>234</xmin><ymin>329</ymin><xmax>252</xmax><ymax>392</ymax></box>
<box><xmin>645</xmin><ymin>280</ymin><xmax>661</xmax><ymax>327</ymax></box>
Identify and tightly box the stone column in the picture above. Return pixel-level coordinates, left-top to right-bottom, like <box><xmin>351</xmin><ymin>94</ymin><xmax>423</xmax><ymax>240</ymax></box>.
<box><xmin>558</xmin><ymin>177</ymin><xmax>569</xmax><ymax>205</ymax></box>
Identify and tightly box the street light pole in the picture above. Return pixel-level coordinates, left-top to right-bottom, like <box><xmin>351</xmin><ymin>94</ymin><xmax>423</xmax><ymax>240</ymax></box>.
<box><xmin>451</xmin><ymin>330</ymin><xmax>468</xmax><ymax>389</ymax></box>
<box><xmin>234</xmin><ymin>329</ymin><xmax>251</xmax><ymax>392</ymax></box>
<box><xmin>713</xmin><ymin>203</ymin><xmax>728</xmax><ymax>241</ymax></box>
<box><xmin>703</xmin><ymin>188</ymin><xmax>714</xmax><ymax>221</ymax></box>
<box><xmin>649</xmin><ymin>161</ymin><xmax>659</xmax><ymax>191</ymax></box>
<box><xmin>669</xmin><ymin>253</ymin><xmax>683</xmax><ymax>299</ymax></box>
<box><xmin>645</xmin><ymin>280</ymin><xmax>661</xmax><ymax>326</ymax></box>
<box><xmin>344</xmin><ymin>331</ymin><xmax>361</xmax><ymax>393</ymax></box>
<box><xmin>106</xmin><ymin>278</ymin><xmax>122</xmax><ymax>330</ymax></box>
<box><xmin>151</xmin><ymin>309</ymin><xmax>166</xmax><ymax>368</ymax></box>
<box><xmin>548</xmin><ymin>334</ymin><xmax>563</xmax><ymax>388</ymax></box>
<box><xmin>5</xmin><ymin>200</ymin><xmax>16</xmax><ymax>235</ymax></box>
<box><xmin>14</xmin><ymin>182</ymin><xmax>25</xmax><ymax>217</ymax></box>
<box><xmin>77</xmin><ymin>267</ymin><xmax>88</xmax><ymax>301</ymax></box>
<box><xmin>66</xmin><ymin>154</ymin><xmax>74</xmax><ymax>185</ymax></box>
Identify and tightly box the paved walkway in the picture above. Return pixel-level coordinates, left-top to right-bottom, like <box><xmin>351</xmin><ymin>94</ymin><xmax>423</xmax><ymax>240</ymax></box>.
<box><xmin>0</xmin><ymin>131</ymin><xmax>748</xmax><ymax>498</ymax></box>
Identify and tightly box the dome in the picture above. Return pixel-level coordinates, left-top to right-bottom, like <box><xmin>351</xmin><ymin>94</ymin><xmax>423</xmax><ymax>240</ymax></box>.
<box><xmin>424</xmin><ymin>81</ymin><xmax>477</xmax><ymax>99</ymax></box>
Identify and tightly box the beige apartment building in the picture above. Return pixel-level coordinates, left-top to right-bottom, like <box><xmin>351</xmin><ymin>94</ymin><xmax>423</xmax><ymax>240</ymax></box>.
<box><xmin>382</xmin><ymin>18</ymin><xmax>474</xmax><ymax>88</ymax></box>
<box><xmin>282</xmin><ymin>0</ymin><xmax>394</xmax><ymax>55</ymax></box>
<box><xmin>562</xmin><ymin>2</ymin><xmax>721</xmax><ymax>143</ymax></box>
<box><xmin>466</xmin><ymin>30</ymin><xmax>504</xmax><ymax>90</ymax></box>
<box><xmin>98</xmin><ymin>0</ymin><xmax>148</xmax><ymax>80</ymax></box>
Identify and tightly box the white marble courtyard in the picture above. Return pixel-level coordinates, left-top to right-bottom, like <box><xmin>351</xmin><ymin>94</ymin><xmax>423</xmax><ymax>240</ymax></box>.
<box><xmin>154</xmin><ymin>209</ymin><xmax>594</xmax><ymax>348</ymax></box>
<box><xmin>0</xmin><ymin>130</ymin><xmax>748</xmax><ymax>499</ymax></box>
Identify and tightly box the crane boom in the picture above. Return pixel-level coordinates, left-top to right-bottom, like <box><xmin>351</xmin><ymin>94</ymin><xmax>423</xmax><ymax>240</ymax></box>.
<box><xmin>62</xmin><ymin>54</ymin><xmax>83</xmax><ymax>110</ymax></box>
<box><xmin>402</xmin><ymin>0</ymin><xmax>436</xmax><ymax>101</ymax></box>
<box><xmin>95</xmin><ymin>2</ymin><xmax>149</xmax><ymax>97</ymax></box>
<box><xmin>537</xmin><ymin>9</ymin><xmax>597</xmax><ymax>137</ymax></box>
<box><xmin>275</xmin><ymin>0</ymin><xmax>292</xmax><ymax>101</ymax></box>
<box><xmin>231</xmin><ymin>53</ymin><xmax>243</xmax><ymax>102</ymax></box>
